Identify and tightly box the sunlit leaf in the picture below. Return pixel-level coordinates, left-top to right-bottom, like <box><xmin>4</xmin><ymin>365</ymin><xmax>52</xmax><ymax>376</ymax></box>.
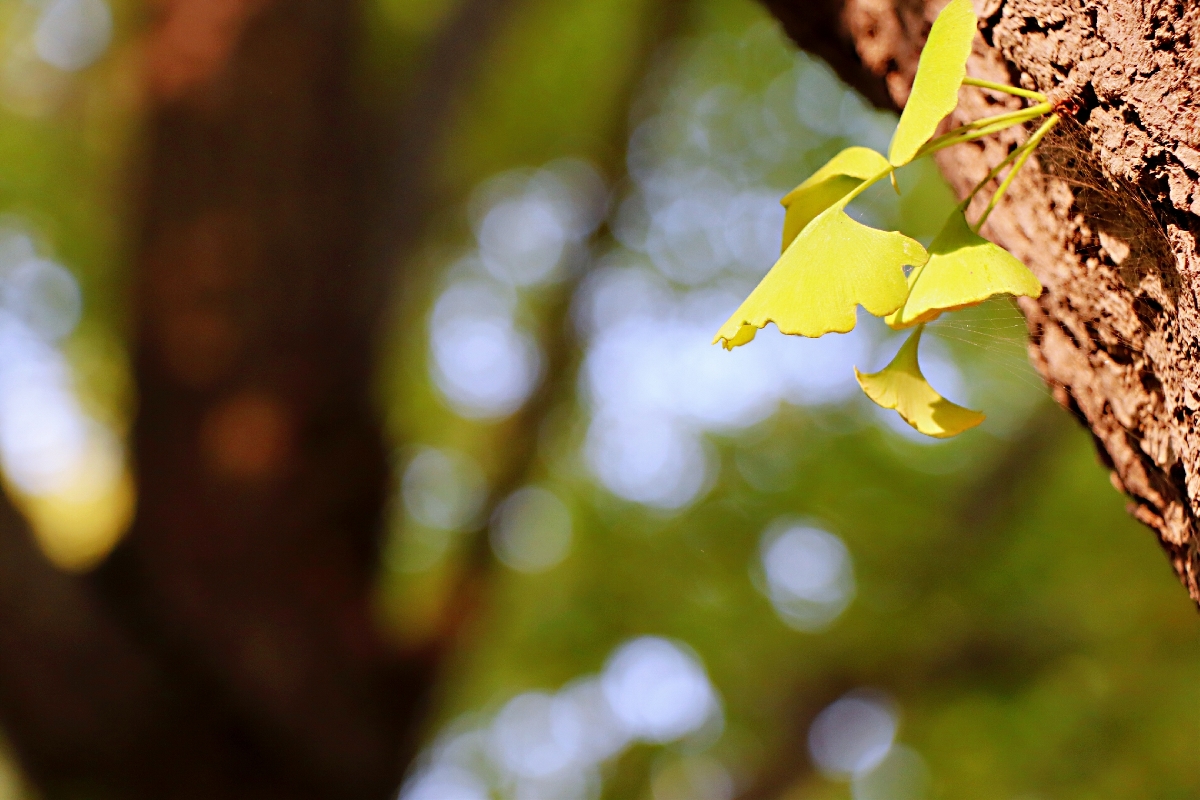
<box><xmin>714</xmin><ymin>202</ymin><xmax>928</xmax><ymax>349</ymax></box>
<box><xmin>780</xmin><ymin>147</ymin><xmax>890</xmax><ymax>252</ymax></box>
<box><xmin>887</xmin><ymin>0</ymin><xmax>977</xmax><ymax>166</ymax></box>
<box><xmin>888</xmin><ymin>207</ymin><xmax>1042</xmax><ymax>328</ymax></box>
<box><xmin>855</xmin><ymin>325</ymin><xmax>984</xmax><ymax>437</ymax></box>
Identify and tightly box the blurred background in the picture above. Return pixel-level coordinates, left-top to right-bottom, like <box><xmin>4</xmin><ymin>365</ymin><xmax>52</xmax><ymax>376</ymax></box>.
<box><xmin>0</xmin><ymin>0</ymin><xmax>1197</xmax><ymax>798</ymax></box>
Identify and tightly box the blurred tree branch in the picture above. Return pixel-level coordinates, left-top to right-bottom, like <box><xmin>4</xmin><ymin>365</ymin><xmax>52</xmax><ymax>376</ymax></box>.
<box><xmin>421</xmin><ymin>0</ymin><xmax>694</xmax><ymax>661</ymax></box>
<box><xmin>0</xmin><ymin>497</ymin><xmax>210</xmax><ymax>798</ymax></box>
<box><xmin>358</xmin><ymin>0</ymin><xmax>528</xmax><ymax>329</ymax></box>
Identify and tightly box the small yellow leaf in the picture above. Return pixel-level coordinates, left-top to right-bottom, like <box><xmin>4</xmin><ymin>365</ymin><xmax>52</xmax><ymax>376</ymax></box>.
<box><xmin>888</xmin><ymin>0</ymin><xmax>978</xmax><ymax>166</ymax></box>
<box><xmin>888</xmin><ymin>207</ymin><xmax>1042</xmax><ymax>328</ymax></box>
<box><xmin>855</xmin><ymin>325</ymin><xmax>984</xmax><ymax>438</ymax></box>
<box><xmin>780</xmin><ymin>147</ymin><xmax>891</xmax><ymax>252</ymax></box>
<box><xmin>714</xmin><ymin>202</ymin><xmax>928</xmax><ymax>349</ymax></box>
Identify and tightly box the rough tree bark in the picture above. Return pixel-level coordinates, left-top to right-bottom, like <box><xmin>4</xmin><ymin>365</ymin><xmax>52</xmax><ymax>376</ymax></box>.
<box><xmin>760</xmin><ymin>0</ymin><xmax>1200</xmax><ymax>601</ymax></box>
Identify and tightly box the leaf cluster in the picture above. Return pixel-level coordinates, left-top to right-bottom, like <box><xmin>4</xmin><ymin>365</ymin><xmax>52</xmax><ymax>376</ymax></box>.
<box><xmin>713</xmin><ymin>0</ymin><xmax>1059</xmax><ymax>437</ymax></box>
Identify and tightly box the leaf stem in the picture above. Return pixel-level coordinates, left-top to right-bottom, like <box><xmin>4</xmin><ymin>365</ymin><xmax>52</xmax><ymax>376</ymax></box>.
<box><xmin>839</xmin><ymin>105</ymin><xmax>1056</xmax><ymax>218</ymax></box>
<box><xmin>961</xmin><ymin>103</ymin><xmax>1053</xmax><ymax>132</ymax></box>
<box><xmin>962</xmin><ymin>76</ymin><xmax>1047</xmax><ymax>102</ymax></box>
<box><xmin>972</xmin><ymin>114</ymin><xmax>1060</xmax><ymax>231</ymax></box>
<box><xmin>841</xmin><ymin>165</ymin><xmax>895</xmax><ymax>205</ymax></box>
<box><xmin>965</xmin><ymin>137</ymin><xmax>1035</xmax><ymax>204</ymax></box>
<box><xmin>914</xmin><ymin>102</ymin><xmax>1052</xmax><ymax>158</ymax></box>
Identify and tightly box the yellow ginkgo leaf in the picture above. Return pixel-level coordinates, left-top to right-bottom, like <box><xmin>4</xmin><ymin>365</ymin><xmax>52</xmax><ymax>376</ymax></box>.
<box><xmin>888</xmin><ymin>207</ymin><xmax>1042</xmax><ymax>328</ymax></box>
<box><xmin>855</xmin><ymin>325</ymin><xmax>984</xmax><ymax>438</ymax></box>
<box><xmin>714</xmin><ymin>202</ymin><xmax>928</xmax><ymax>349</ymax></box>
<box><xmin>780</xmin><ymin>147</ymin><xmax>891</xmax><ymax>252</ymax></box>
<box><xmin>888</xmin><ymin>0</ymin><xmax>977</xmax><ymax>166</ymax></box>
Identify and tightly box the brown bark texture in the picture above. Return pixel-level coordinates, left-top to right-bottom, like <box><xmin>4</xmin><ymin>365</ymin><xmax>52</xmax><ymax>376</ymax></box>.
<box><xmin>760</xmin><ymin>0</ymin><xmax>1200</xmax><ymax>602</ymax></box>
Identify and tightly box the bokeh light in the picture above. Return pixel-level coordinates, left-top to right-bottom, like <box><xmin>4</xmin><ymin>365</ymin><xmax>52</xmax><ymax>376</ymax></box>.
<box><xmin>33</xmin><ymin>0</ymin><xmax>113</xmax><ymax>72</ymax></box>
<box><xmin>576</xmin><ymin>266</ymin><xmax>877</xmax><ymax>509</ymax></box>
<box><xmin>429</xmin><ymin>276</ymin><xmax>542</xmax><ymax>419</ymax></box>
<box><xmin>0</xmin><ymin>0</ymin><xmax>114</xmax><ymax>117</ymax></box>
<box><xmin>758</xmin><ymin>521</ymin><xmax>856</xmax><ymax>631</ymax></box>
<box><xmin>401</xmin><ymin>636</ymin><xmax>721</xmax><ymax>800</ymax></box>
<box><xmin>808</xmin><ymin>690</ymin><xmax>898</xmax><ymax>779</ymax></box>
<box><xmin>489</xmin><ymin>691</ymin><xmax>584</xmax><ymax>778</ymax></box>
<box><xmin>470</xmin><ymin>159</ymin><xmax>607</xmax><ymax>287</ymax></box>
<box><xmin>489</xmin><ymin>486</ymin><xmax>573</xmax><ymax>574</ymax></box>
<box><xmin>400</xmin><ymin>764</ymin><xmax>490</xmax><ymax>800</ymax></box>
<box><xmin>425</xmin><ymin>158</ymin><xmax>608</xmax><ymax>421</ymax></box>
<box><xmin>552</xmin><ymin>677</ymin><xmax>629</xmax><ymax>764</ymax></box>
<box><xmin>0</xmin><ymin>226</ymin><xmax>128</xmax><ymax>568</ymax></box>
<box><xmin>402</xmin><ymin>446</ymin><xmax>488</xmax><ymax>532</ymax></box>
<box><xmin>601</xmin><ymin>636</ymin><xmax>717</xmax><ymax>743</ymax></box>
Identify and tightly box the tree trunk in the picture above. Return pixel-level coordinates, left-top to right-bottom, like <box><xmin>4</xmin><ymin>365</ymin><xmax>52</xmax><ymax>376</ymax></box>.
<box><xmin>99</xmin><ymin>0</ymin><xmax>408</xmax><ymax>795</ymax></box>
<box><xmin>760</xmin><ymin>0</ymin><xmax>1200</xmax><ymax>602</ymax></box>
<box><xmin>0</xmin><ymin>0</ymin><xmax>518</xmax><ymax>797</ymax></box>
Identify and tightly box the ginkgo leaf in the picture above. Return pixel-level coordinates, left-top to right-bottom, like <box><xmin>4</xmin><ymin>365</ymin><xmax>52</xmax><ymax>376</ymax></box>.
<box><xmin>781</xmin><ymin>147</ymin><xmax>890</xmax><ymax>251</ymax></box>
<box><xmin>887</xmin><ymin>0</ymin><xmax>977</xmax><ymax>166</ymax></box>
<box><xmin>714</xmin><ymin>201</ymin><xmax>928</xmax><ymax>349</ymax></box>
<box><xmin>855</xmin><ymin>325</ymin><xmax>984</xmax><ymax>438</ymax></box>
<box><xmin>888</xmin><ymin>207</ymin><xmax>1042</xmax><ymax>328</ymax></box>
